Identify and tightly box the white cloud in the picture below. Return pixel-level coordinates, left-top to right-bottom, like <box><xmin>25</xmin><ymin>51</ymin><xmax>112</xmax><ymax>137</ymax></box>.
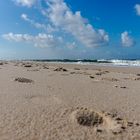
<box><xmin>21</xmin><ymin>14</ymin><xmax>46</xmax><ymax>30</ymax></box>
<box><xmin>21</xmin><ymin>13</ymin><xmax>57</xmax><ymax>33</ymax></box>
<box><xmin>14</xmin><ymin>0</ymin><xmax>37</xmax><ymax>7</ymax></box>
<box><xmin>12</xmin><ymin>0</ymin><xmax>109</xmax><ymax>48</ymax></box>
<box><xmin>121</xmin><ymin>31</ymin><xmax>135</xmax><ymax>47</ymax></box>
<box><xmin>2</xmin><ymin>33</ymin><xmax>63</xmax><ymax>48</ymax></box>
<box><xmin>21</xmin><ymin>14</ymin><xmax>28</xmax><ymax>20</ymax></box>
<box><xmin>135</xmin><ymin>4</ymin><xmax>140</xmax><ymax>16</ymax></box>
<box><xmin>67</xmin><ymin>42</ymin><xmax>76</xmax><ymax>49</ymax></box>
<box><xmin>44</xmin><ymin>0</ymin><xmax>109</xmax><ymax>48</ymax></box>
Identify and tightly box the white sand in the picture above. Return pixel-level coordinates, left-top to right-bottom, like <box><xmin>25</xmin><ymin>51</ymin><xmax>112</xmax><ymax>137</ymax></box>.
<box><xmin>0</xmin><ymin>61</ymin><xmax>140</xmax><ymax>140</ymax></box>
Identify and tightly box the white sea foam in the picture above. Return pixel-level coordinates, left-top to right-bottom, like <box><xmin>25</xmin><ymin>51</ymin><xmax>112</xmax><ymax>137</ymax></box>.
<box><xmin>74</xmin><ymin>59</ymin><xmax>140</xmax><ymax>67</ymax></box>
<box><xmin>34</xmin><ymin>59</ymin><xmax>140</xmax><ymax>67</ymax></box>
<box><xmin>109</xmin><ymin>60</ymin><xmax>140</xmax><ymax>67</ymax></box>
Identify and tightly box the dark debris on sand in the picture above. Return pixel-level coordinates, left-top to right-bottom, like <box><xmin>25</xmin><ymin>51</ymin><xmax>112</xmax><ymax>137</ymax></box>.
<box><xmin>0</xmin><ymin>62</ymin><xmax>4</xmax><ymax>65</ymax></box>
<box><xmin>42</xmin><ymin>66</ymin><xmax>49</xmax><ymax>69</ymax></box>
<box><xmin>95</xmin><ymin>71</ymin><xmax>109</xmax><ymax>76</ymax></box>
<box><xmin>54</xmin><ymin>67</ymin><xmax>68</xmax><ymax>72</ymax></box>
<box><xmin>24</xmin><ymin>64</ymin><xmax>32</xmax><ymax>68</ymax></box>
<box><xmin>89</xmin><ymin>76</ymin><xmax>95</xmax><ymax>79</ymax></box>
<box><xmin>21</xmin><ymin>63</ymin><xmax>33</xmax><ymax>68</ymax></box>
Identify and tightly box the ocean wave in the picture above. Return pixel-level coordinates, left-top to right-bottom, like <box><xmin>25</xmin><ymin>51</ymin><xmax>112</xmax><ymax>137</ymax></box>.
<box><xmin>108</xmin><ymin>60</ymin><xmax>140</xmax><ymax>66</ymax></box>
<box><xmin>32</xmin><ymin>59</ymin><xmax>140</xmax><ymax>67</ymax></box>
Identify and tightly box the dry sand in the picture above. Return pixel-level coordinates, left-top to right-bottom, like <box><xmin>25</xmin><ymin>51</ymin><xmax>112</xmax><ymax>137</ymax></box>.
<box><xmin>0</xmin><ymin>61</ymin><xmax>140</xmax><ymax>140</ymax></box>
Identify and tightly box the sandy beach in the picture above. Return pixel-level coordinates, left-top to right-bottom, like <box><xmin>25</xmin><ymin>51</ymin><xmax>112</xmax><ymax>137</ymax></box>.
<box><xmin>0</xmin><ymin>61</ymin><xmax>140</xmax><ymax>140</ymax></box>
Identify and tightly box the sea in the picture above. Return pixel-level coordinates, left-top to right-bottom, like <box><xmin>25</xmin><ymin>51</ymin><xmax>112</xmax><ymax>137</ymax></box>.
<box><xmin>32</xmin><ymin>59</ymin><xmax>140</xmax><ymax>67</ymax></box>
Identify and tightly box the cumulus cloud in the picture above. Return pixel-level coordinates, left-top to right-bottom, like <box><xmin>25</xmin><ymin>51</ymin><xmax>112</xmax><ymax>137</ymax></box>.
<box><xmin>21</xmin><ymin>14</ymin><xmax>46</xmax><ymax>30</ymax></box>
<box><xmin>12</xmin><ymin>0</ymin><xmax>109</xmax><ymax>48</ymax></box>
<box><xmin>121</xmin><ymin>31</ymin><xmax>135</xmax><ymax>47</ymax></box>
<box><xmin>135</xmin><ymin>4</ymin><xmax>140</xmax><ymax>16</ymax></box>
<box><xmin>13</xmin><ymin>0</ymin><xmax>37</xmax><ymax>7</ymax></box>
<box><xmin>2</xmin><ymin>33</ymin><xmax>63</xmax><ymax>48</ymax></box>
<box><xmin>44</xmin><ymin>0</ymin><xmax>109</xmax><ymax>48</ymax></box>
<box><xmin>21</xmin><ymin>13</ymin><xmax>57</xmax><ymax>33</ymax></box>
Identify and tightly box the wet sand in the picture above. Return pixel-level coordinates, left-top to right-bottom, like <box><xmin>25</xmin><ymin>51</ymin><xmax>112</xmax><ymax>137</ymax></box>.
<box><xmin>0</xmin><ymin>61</ymin><xmax>140</xmax><ymax>140</ymax></box>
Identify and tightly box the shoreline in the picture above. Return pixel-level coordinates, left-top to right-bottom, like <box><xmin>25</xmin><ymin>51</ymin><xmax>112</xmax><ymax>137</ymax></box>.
<box><xmin>2</xmin><ymin>59</ymin><xmax>140</xmax><ymax>67</ymax></box>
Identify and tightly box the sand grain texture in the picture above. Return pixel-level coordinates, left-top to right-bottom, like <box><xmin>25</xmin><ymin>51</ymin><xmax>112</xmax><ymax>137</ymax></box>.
<box><xmin>0</xmin><ymin>62</ymin><xmax>140</xmax><ymax>140</ymax></box>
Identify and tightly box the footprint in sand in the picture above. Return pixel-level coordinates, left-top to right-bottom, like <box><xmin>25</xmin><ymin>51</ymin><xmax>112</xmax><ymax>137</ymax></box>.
<box><xmin>70</xmin><ymin>107</ymin><xmax>137</xmax><ymax>135</ymax></box>
<box><xmin>114</xmin><ymin>85</ymin><xmax>127</xmax><ymax>89</ymax></box>
<box><xmin>101</xmin><ymin>77</ymin><xmax>119</xmax><ymax>82</ymax></box>
<box><xmin>42</xmin><ymin>66</ymin><xmax>49</xmax><ymax>69</ymax></box>
<box><xmin>72</xmin><ymin>108</ymin><xmax>103</xmax><ymax>127</ymax></box>
<box><xmin>25</xmin><ymin>95</ymin><xmax>62</xmax><ymax>105</ymax></box>
<box><xmin>74</xmin><ymin>68</ymin><xmax>80</xmax><ymax>70</ymax></box>
<box><xmin>61</xmin><ymin>74</ymin><xmax>69</xmax><ymax>76</ymax></box>
<box><xmin>95</xmin><ymin>71</ymin><xmax>109</xmax><ymax>76</ymax></box>
<box><xmin>14</xmin><ymin>77</ymin><xmax>34</xmax><ymax>83</ymax></box>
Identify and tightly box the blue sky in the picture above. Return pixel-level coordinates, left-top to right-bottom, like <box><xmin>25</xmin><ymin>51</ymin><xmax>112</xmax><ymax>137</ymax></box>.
<box><xmin>0</xmin><ymin>0</ymin><xmax>140</xmax><ymax>59</ymax></box>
